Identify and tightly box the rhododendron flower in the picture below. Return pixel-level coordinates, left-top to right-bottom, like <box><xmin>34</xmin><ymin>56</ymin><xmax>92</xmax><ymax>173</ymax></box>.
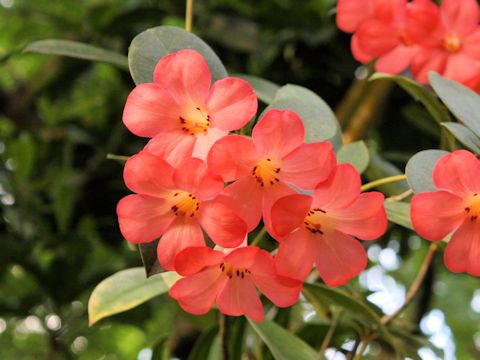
<box><xmin>270</xmin><ymin>164</ymin><xmax>387</xmax><ymax>286</ymax></box>
<box><xmin>123</xmin><ymin>49</ymin><xmax>257</xmax><ymax>165</ymax></box>
<box><xmin>169</xmin><ymin>246</ymin><xmax>302</xmax><ymax>322</ymax></box>
<box><xmin>116</xmin><ymin>151</ymin><xmax>247</xmax><ymax>270</ymax></box>
<box><xmin>207</xmin><ymin>109</ymin><xmax>336</xmax><ymax>232</ymax></box>
<box><xmin>411</xmin><ymin>150</ymin><xmax>480</xmax><ymax>276</ymax></box>
<box><xmin>407</xmin><ymin>0</ymin><xmax>480</xmax><ymax>87</ymax></box>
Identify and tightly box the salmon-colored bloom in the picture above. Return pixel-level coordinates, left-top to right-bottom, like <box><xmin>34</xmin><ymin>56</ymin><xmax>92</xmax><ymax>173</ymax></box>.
<box><xmin>411</xmin><ymin>150</ymin><xmax>480</xmax><ymax>276</ymax></box>
<box><xmin>207</xmin><ymin>109</ymin><xmax>336</xmax><ymax>232</ymax></box>
<box><xmin>116</xmin><ymin>151</ymin><xmax>247</xmax><ymax>270</ymax></box>
<box><xmin>123</xmin><ymin>49</ymin><xmax>257</xmax><ymax>165</ymax></box>
<box><xmin>169</xmin><ymin>246</ymin><xmax>302</xmax><ymax>322</ymax></box>
<box><xmin>407</xmin><ymin>0</ymin><xmax>480</xmax><ymax>87</ymax></box>
<box><xmin>270</xmin><ymin>164</ymin><xmax>387</xmax><ymax>286</ymax></box>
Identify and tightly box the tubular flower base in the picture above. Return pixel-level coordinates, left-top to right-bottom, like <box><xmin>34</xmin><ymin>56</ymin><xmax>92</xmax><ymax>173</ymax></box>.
<box><xmin>411</xmin><ymin>150</ymin><xmax>480</xmax><ymax>276</ymax></box>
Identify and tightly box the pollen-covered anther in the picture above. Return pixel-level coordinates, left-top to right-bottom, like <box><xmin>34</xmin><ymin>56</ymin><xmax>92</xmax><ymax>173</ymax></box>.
<box><xmin>252</xmin><ymin>158</ymin><xmax>281</xmax><ymax>187</ymax></box>
<box><xmin>178</xmin><ymin>107</ymin><xmax>211</xmax><ymax>135</ymax></box>
<box><xmin>442</xmin><ymin>34</ymin><xmax>462</xmax><ymax>53</ymax></box>
<box><xmin>169</xmin><ymin>191</ymin><xmax>200</xmax><ymax>217</ymax></box>
<box><xmin>304</xmin><ymin>208</ymin><xmax>328</xmax><ymax>234</ymax></box>
<box><xmin>219</xmin><ymin>262</ymin><xmax>251</xmax><ymax>279</ymax></box>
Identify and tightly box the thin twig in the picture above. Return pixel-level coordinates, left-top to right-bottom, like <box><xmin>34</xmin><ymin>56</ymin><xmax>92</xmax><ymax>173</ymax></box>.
<box><xmin>352</xmin><ymin>336</ymin><xmax>370</xmax><ymax>360</ymax></box>
<box><xmin>185</xmin><ymin>0</ymin><xmax>194</xmax><ymax>32</ymax></box>
<box><xmin>219</xmin><ymin>314</ymin><xmax>230</xmax><ymax>360</ymax></box>
<box><xmin>387</xmin><ymin>188</ymin><xmax>413</xmax><ymax>202</ymax></box>
<box><xmin>106</xmin><ymin>153</ymin><xmax>129</xmax><ymax>162</ymax></box>
<box><xmin>250</xmin><ymin>227</ymin><xmax>267</xmax><ymax>246</ymax></box>
<box><xmin>319</xmin><ymin>311</ymin><xmax>344</xmax><ymax>358</ymax></box>
<box><xmin>361</xmin><ymin>175</ymin><xmax>407</xmax><ymax>192</ymax></box>
<box><xmin>381</xmin><ymin>243</ymin><xmax>438</xmax><ymax>325</ymax></box>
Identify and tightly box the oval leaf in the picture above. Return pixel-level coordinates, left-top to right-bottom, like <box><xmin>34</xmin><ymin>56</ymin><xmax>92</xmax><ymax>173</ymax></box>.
<box><xmin>337</xmin><ymin>141</ymin><xmax>370</xmax><ymax>174</ymax></box>
<box><xmin>235</xmin><ymin>74</ymin><xmax>279</xmax><ymax>104</ymax></box>
<box><xmin>430</xmin><ymin>72</ymin><xmax>480</xmax><ymax>137</ymax></box>
<box><xmin>384</xmin><ymin>200</ymin><xmax>412</xmax><ymax>230</ymax></box>
<box><xmin>405</xmin><ymin>150</ymin><xmax>448</xmax><ymax>193</ymax></box>
<box><xmin>128</xmin><ymin>26</ymin><xmax>227</xmax><ymax>85</ymax></box>
<box><xmin>88</xmin><ymin>267</ymin><xmax>179</xmax><ymax>325</ymax></box>
<box><xmin>248</xmin><ymin>319</ymin><xmax>318</xmax><ymax>360</ymax></box>
<box><xmin>24</xmin><ymin>39</ymin><xmax>128</xmax><ymax>69</ymax></box>
<box><xmin>441</xmin><ymin>122</ymin><xmax>480</xmax><ymax>154</ymax></box>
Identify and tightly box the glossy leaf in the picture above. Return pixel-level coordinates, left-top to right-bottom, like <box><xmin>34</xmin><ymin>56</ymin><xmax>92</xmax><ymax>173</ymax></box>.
<box><xmin>384</xmin><ymin>200</ymin><xmax>412</xmax><ymax>230</ymax></box>
<box><xmin>235</xmin><ymin>74</ymin><xmax>279</xmax><ymax>104</ymax></box>
<box><xmin>441</xmin><ymin>122</ymin><xmax>480</xmax><ymax>154</ymax></box>
<box><xmin>370</xmin><ymin>73</ymin><xmax>450</xmax><ymax>124</ymax></box>
<box><xmin>248</xmin><ymin>319</ymin><xmax>319</xmax><ymax>360</ymax></box>
<box><xmin>139</xmin><ymin>241</ymin><xmax>165</xmax><ymax>277</ymax></box>
<box><xmin>405</xmin><ymin>150</ymin><xmax>449</xmax><ymax>193</ymax></box>
<box><xmin>430</xmin><ymin>72</ymin><xmax>480</xmax><ymax>137</ymax></box>
<box><xmin>128</xmin><ymin>26</ymin><xmax>227</xmax><ymax>85</ymax></box>
<box><xmin>365</xmin><ymin>155</ymin><xmax>410</xmax><ymax>196</ymax></box>
<box><xmin>265</xmin><ymin>84</ymin><xmax>343</xmax><ymax>150</ymax></box>
<box><xmin>88</xmin><ymin>267</ymin><xmax>179</xmax><ymax>325</ymax></box>
<box><xmin>337</xmin><ymin>140</ymin><xmax>370</xmax><ymax>174</ymax></box>
<box><xmin>24</xmin><ymin>39</ymin><xmax>128</xmax><ymax>69</ymax></box>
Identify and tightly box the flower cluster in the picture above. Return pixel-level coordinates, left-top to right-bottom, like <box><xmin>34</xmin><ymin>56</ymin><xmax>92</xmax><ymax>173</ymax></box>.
<box><xmin>117</xmin><ymin>49</ymin><xmax>388</xmax><ymax>321</ymax></box>
<box><xmin>337</xmin><ymin>0</ymin><xmax>480</xmax><ymax>89</ymax></box>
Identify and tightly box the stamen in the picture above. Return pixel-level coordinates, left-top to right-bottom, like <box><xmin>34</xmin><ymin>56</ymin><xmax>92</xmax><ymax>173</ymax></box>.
<box><xmin>169</xmin><ymin>191</ymin><xmax>200</xmax><ymax>217</ymax></box>
<box><xmin>252</xmin><ymin>158</ymin><xmax>282</xmax><ymax>187</ymax></box>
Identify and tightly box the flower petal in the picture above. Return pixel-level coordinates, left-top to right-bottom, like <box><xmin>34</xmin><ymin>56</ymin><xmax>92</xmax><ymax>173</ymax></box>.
<box><xmin>443</xmin><ymin>54</ymin><xmax>480</xmax><ymax>88</ymax></box>
<box><xmin>145</xmin><ymin>131</ymin><xmax>196</xmax><ymax>168</ymax></box>
<box><xmin>225</xmin><ymin>246</ymin><xmax>260</xmax><ymax>269</ymax></box>
<box><xmin>252</xmin><ymin>110</ymin><xmax>305</xmax><ymax>159</ymax></box>
<box><xmin>281</xmin><ymin>142</ymin><xmax>336</xmax><ymax>190</ymax></box>
<box><xmin>411</xmin><ymin>191</ymin><xmax>465</xmax><ymax>241</ymax></box>
<box><xmin>441</xmin><ymin>0</ymin><xmax>479</xmax><ymax>37</ymax></box>
<box><xmin>355</xmin><ymin>19</ymin><xmax>400</xmax><ymax>57</ymax></box>
<box><xmin>271</xmin><ymin>194</ymin><xmax>312</xmax><ymax>239</ymax></box>
<box><xmin>192</xmin><ymin>126</ymin><xmax>228</xmax><ymax>162</ymax></box>
<box><xmin>198</xmin><ymin>201</ymin><xmax>247</xmax><ymax>248</ymax></box>
<box><xmin>336</xmin><ymin>0</ymin><xmax>373</xmax><ymax>33</ymax></box>
<box><xmin>262</xmin><ymin>182</ymin><xmax>297</xmax><ymax>235</ymax></box>
<box><xmin>444</xmin><ymin>219</ymin><xmax>480</xmax><ymax>276</ymax></box>
<box><xmin>411</xmin><ymin>48</ymin><xmax>448</xmax><ymax>84</ymax></box>
<box><xmin>153</xmin><ymin>49</ymin><xmax>211</xmax><ymax>106</ymax></box>
<box><xmin>351</xmin><ymin>33</ymin><xmax>375</xmax><ymax>64</ymax></box>
<box><xmin>206</xmin><ymin>77</ymin><xmax>258</xmax><ymax>131</ymax></box>
<box><xmin>117</xmin><ymin>195</ymin><xmax>174</xmax><ymax>243</ymax></box>
<box><xmin>315</xmin><ymin>230</ymin><xmax>368</xmax><ymax>287</ymax></box>
<box><xmin>157</xmin><ymin>217</ymin><xmax>205</xmax><ymax>270</ymax></box>
<box><xmin>175</xmin><ymin>247</ymin><xmax>225</xmax><ymax>276</ymax></box>
<box><xmin>375</xmin><ymin>44</ymin><xmax>416</xmax><ymax>74</ymax></box>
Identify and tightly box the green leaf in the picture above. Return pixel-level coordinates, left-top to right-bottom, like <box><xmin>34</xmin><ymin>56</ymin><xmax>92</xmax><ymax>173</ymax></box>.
<box><xmin>265</xmin><ymin>84</ymin><xmax>343</xmax><ymax>150</ymax></box>
<box><xmin>370</xmin><ymin>73</ymin><xmax>451</xmax><ymax>124</ymax></box>
<box><xmin>88</xmin><ymin>268</ymin><xmax>179</xmax><ymax>325</ymax></box>
<box><xmin>441</xmin><ymin>122</ymin><xmax>480</xmax><ymax>154</ymax></box>
<box><xmin>365</xmin><ymin>154</ymin><xmax>410</xmax><ymax>196</ymax></box>
<box><xmin>248</xmin><ymin>319</ymin><xmax>319</xmax><ymax>360</ymax></box>
<box><xmin>405</xmin><ymin>149</ymin><xmax>449</xmax><ymax>193</ymax></box>
<box><xmin>430</xmin><ymin>72</ymin><xmax>480</xmax><ymax>136</ymax></box>
<box><xmin>235</xmin><ymin>74</ymin><xmax>280</xmax><ymax>104</ymax></box>
<box><xmin>385</xmin><ymin>200</ymin><xmax>412</xmax><ymax>230</ymax></box>
<box><xmin>302</xmin><ymin>283</ymin><xmax>382</xmax><ymax>327</ymax></box>
<box><xmin>337</xmin><ymin>141</ymin><xmax>370</xmax><ymax>174</ymax></box>
<box><xmin>188</xmin><ymin>327</ymin><xmax>219</xmax><ymax>360</ymax></box>
<box><xmin>139</xmin><ymin>241</ymin><xmax>165</xmax><ymax>277</ymax></box>
<box><xmin>128</xmin><ymin>26</ymin><xmax>227</xmax><ymax>85</ymax></box>
<box><xmin>24</xmin><ymin>39</ymin><xmax>128</xmax><ymax>69</ymax></box>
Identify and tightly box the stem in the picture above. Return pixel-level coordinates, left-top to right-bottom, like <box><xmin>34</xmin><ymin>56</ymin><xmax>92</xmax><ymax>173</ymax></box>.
<box><xmin>185</xmin><ymin>0</ymin><xmax>194</xmax><ymax>32</ymax></box>
<box><xmin>319</xmin><ymin>311</ymin><xmax>344</xmax><ymax>358</ymax></box>
<box><xmin>361</xmin><ymin>175</ymin><xmax>407</xmax><ymax>192</ymax></box>
<box><xmin>106</xmin><ymin>154</ymin><xmax>129</xmax><ymax>162</ymax></box>
<box><xmin>250</xmin><ymin>227</ymin><xmax>267</xmax><ymax>246</ymax></box>
<box><xmin>353</xmin><ymin>337</ymin><xmax>369</xmax><ymax>360</ymax></box>
<box><xmin>387</xmin><ymin>188</ymin><xmax>413</xmax><ymax>202</ymax></box>
<box><xmin>381</xmin><ymin>243</ymin><xmax>438</xmax><ymax>325</ymax></box>
<box><xmin>219</xmin><ymin>314</ymin><xmax>230</xmax><ymax>360</ymax></box>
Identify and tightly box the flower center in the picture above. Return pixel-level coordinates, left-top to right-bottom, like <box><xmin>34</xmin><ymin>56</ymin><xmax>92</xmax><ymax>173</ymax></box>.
<box><xmin>464</xmin><ymin>193</ymin><xmax>480</xmax><ymax>222</ymax></box>
<box><xmin>169</xmin><ymin>191</ymin><xmax>200</xmax><ymax>217</ymax></box>
<box><xmin>252</xmin><ymin>158</ymin><xmax>281</xmax><ymax>187</ymax></box>
<box><xmin>219</xmin><ymin>262</ymin><xmax>251</xmax><ymax>279</ymax></box>
<box><xmin>442</xmin><ymin>34</ymin><xmax>462</xmax><ymax>53</ymax></box>
<box><xmin>304</xmin><ymin>208</ymin><xmax>328</xmax><ymax>235</ymax></box>
<box><xmin>179</xmin><ymin>107</ymin><xmax>211</xmax><ymax>135</ymax></box>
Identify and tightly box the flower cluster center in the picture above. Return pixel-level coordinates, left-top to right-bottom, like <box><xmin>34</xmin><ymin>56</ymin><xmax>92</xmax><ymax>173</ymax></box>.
<box><xmin>304</xmin><ymin>208</ymin><xmax>328</xmax><ymax>235</ymax></box>
<box><xmin>219</xmin><ymin>262</ymin><xmax>251</xmax><ymax>279</ymax></box>
<box><xmin>442</xmin><ymin>34</ymin><xmax>462</xmax><ymax>53</ymax></box>
<box><xmin>170</xmin><ymin>191</ymin><xmax>200</xmax><ymax>217</ymax></box>
<box><xmin>252</xmin><ymin>158</ymin><xmax>281</xmax><ymax>187</ymax></box>
<box><xmin>179</xmin><ymin>107</ymin><xmax>211</xmax><ymax>135</ymax></box>
<box><xmin>465</xmin><ymin>193</ymin><xmax>480</xmax><ymax>221</ymax></box>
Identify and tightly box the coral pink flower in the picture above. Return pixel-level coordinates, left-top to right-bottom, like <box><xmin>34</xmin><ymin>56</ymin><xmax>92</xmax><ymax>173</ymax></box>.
<box><xmin>411</xmin><ymin>150</ymin><xmax>480</xmax><ymax>276</ymax></box>
<box><xmin>123</xmin><ymin>49</ymin><xmax>257</xmax><ymax>165</ymax></box>
<box><xmin>270</xmin><ymin>164</ymin><xmax>387</xmax><ymax>286</ymax></box>
<box><xmin>116</xmin><ymin>151</ymin><xmax>247</xmax><ymax>270</ymax></box>
<box><xmin>207</xmin><ymin>109</ymin><xmax>336</xmax><ymax>232</ymax></box>
<box><xmin>407</xmin><ymin>0</ymin><xmax>480</xmax><ymax>87</ymax></box>
<box><xmin>169</xmin><ymin>246</ymin><xmax>302</xmax><ymax>322</ymax></box>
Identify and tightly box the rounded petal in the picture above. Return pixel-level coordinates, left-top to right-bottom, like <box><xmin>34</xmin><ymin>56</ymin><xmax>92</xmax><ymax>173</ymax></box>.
<box><xmin>117</xmin><ymin>195</ymin><xmax>174</xmax><ymax>243</ymax></box>
<box><xmin>406</xmin><ymin>1</ymin><xmax>443</xmax><ymax>47</ymax></box>
<box><xmin>198</xmin><ymin>201</ymin><xmax>247</xmax><ymax>248</ymax></box>
<box><xmin>444</xmin><ymin>219</ymin><xmax>480</xmax><ymax>276</ymax></box>
<box><xmin>312</xmin><ymin>164</ymin><xmax>361</xmax><ymax>210</ymax></box>
<box><xmin>336</xmin><ymin>0</ymin><xmax>373</xmax><ymax>33</ymax></box>
<box><xmin>432</xmin><ymin>150</ymin><xmax>480</xmax><ymax>196</ymax></box>
<box><xmin>174</xmin><ymin>246</ymin><xmax>225</xmax><ymax>276</ymax></box>
<box><xmin>355</xmin><ymin>19</ymin><xmax>400</xmax><ymax>57</ymax></box>
<box><xmin>252</xmin><ymin>110</ymin><xmax>305</xmax><ymax>159</ymax></box>
<box><xmin>331</xmin><ymin>192</ymin><xmax>388</xmax><ymax>240</ymax></box>
<box><xmin>169</xmin><ymin>267</ymin><xmax>227</xmax><ymax>315</ymax></box>
<box><xmin>191</xmin><ymin>126</ymin><xmax>228</xmax><ymax>162</ymax></box>
<box><xmin>443</xmin><ymin>54</ymin><xmax>480</xmax><ymax>87</ymax></box>
<box><xmin>225</xmin><ymin>246</ymin><xmax>260</xmax><ymax>269</ymax></box>
<box><xmin>441</xmin><ymin>0</ymin><xmax>479</xmax><ymax>37</ymax></box>
<box><xmin>411</xmin><ymin>191</ymin><xmax>466</xmax><ymax>241</ymax></box>
<box><xmin>153</xmin><ymin>49</ymin><xmax>211</xmax><ymax>106</ymax></box>
<box><xmin>375</xmin><ymin>44</ymin><xmax>416</xmax><ymax>74</ymax></box>
<box><xmin>275</xmin><ymin>228</ymin><xmax>317</xmax><ymax>281</ymax></box>
<box><xmin>351</xmin><ymin>33</ymin><xmax>375</xmax><ymax>64</ymax></box>
<box><xmin>216</xmin><ymin>276</ymin><xmax>264</xmax><ymax>322</ymax></box>
<box><xmin>262</xmin><ymin>182</ymin><xmax>297</xmax><ymax>235</ymax></box>
<box><xmin>207</xmin><ymin>135</ymin><xmax>259</xmax><ymax>182</ymax></box>
<box><xmin>157</xmin><ymin>218</ymin><xmax>205</xmax><ymax>270</ymax></box>
<box><xmin>271</xmin><ymin>194</ymin><xmax>312</xmax><ymax>239</ymax></box>
<box><xmin>411</xmin><ymin>48</ymin><xmax>448</xmax><ymax>84</ymax></box>
<box><xmin>145</xmin><ymin>131</ymin><xmax>195</xmax><ymax>168</ymax></box>
<box><xmin>315</xmin><ymin>230</ymin><xmax>368</xmax><ymax>287</ymax></box>
<box><xmin>463</xmin><ymin>29</ymin><xmax>480</xmax><ymax>59</ymax></box>
<box><xmin>281</xmin><ymin>142</ymin><xmax>336</xmax><ymax>189</ymax></box>
<box><xmin>123</xmin><ymin>83</ymin><xmax>182</xmax><ymax>137</ymax></box>
<box><xmin>206</xmin><ymin>77</ymin><xmax>258</xmax><ymax>131</ymax></box>
<box><xmin>123</xmin><ymin>151</ymin><xmax>174</xmax><ymax>196</ymax></box>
